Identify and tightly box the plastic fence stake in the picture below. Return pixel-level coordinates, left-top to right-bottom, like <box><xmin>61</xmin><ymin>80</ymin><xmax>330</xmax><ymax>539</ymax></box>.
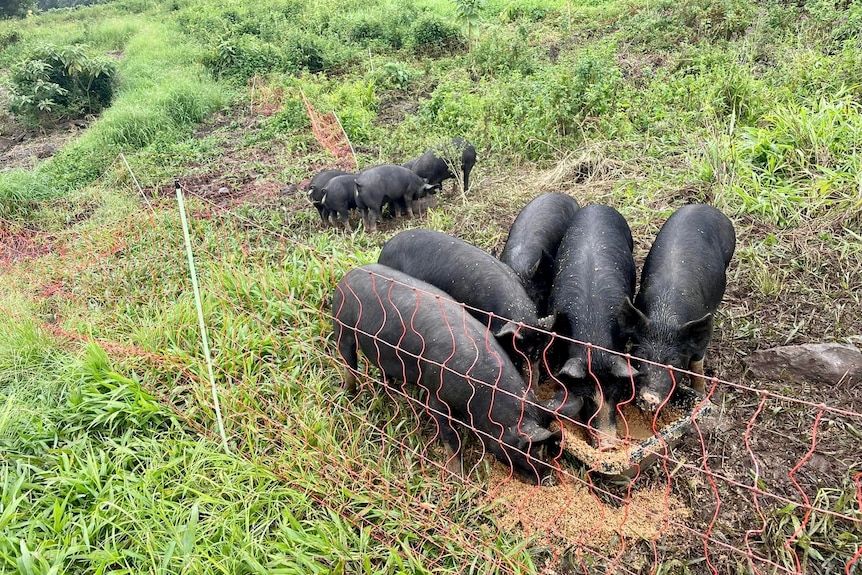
<box><xmin>175</xmin><ymin>178</ymin><xmax>231</xmax><ymax>454</ymax></box>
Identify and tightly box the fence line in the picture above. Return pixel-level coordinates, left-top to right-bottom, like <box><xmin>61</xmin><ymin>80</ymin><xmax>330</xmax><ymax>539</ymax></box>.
<box><xmin>8</xmin><ymin>182</ymin><xmax>861</xmax><ymax>574</ymax></box>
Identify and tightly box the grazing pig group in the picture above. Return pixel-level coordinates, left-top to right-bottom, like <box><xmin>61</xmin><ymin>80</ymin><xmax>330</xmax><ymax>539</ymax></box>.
<box><xmin>354</xmin><ymin>165</ymin><xmax>436</xmax><ymax>233</ymax></box>
<box><xmin>304</xmin><ymin>138</ymin><xmax>476</xmax><ymax>232</ymax></box>
<box><xmin>330</xmin><ymin>182</ymin><xmax>735</xmax><ymax>478</ymax></box>
<box><xmin>402</xmin><ymin>137</ymin><xmax>477</xmax><ymax>194</ymax></box>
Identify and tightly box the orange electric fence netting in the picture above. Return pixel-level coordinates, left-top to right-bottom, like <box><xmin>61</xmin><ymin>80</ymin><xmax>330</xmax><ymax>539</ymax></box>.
<box><xmin>2</xmin><ymin>183</ymin><xmax>860</xmax><ymax>575</ymax></box>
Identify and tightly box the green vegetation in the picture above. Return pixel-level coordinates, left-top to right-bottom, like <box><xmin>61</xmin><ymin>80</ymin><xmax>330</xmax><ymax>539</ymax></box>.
<box><xmin>1</xmin><ymin>0</ymin><xmax>861</xmax><ymax>573</ymax></box>
<box><xmin>8</xmin><ymin>43</ymin><xmax>116</xmax><ymax>126</ymax></box>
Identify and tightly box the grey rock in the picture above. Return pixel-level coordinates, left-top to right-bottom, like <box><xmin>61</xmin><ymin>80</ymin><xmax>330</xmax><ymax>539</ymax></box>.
<box><xmin>743</xmin><ymin>343</ymin><xmax>862</xmax><ymax>385</ymax></box>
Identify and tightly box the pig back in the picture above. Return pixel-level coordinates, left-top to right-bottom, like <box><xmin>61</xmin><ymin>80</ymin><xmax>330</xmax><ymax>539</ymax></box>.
<box><xmin>550</xmin><ymin>205</ymin><xmax>636</xmax><ymax>365</ymax></box>
<box><xmin>333</xmin><ymin>264</ymin><xmax>523</xmax><ymax>394</ymax></box>
<box><xmin>355</xmin><ymin>165</ymin><xmax>423</xmax><ymax>208</ymax></box>
<box><xmin>636</xmin><ymin>204</ymin><xmax>736</xmax><ymax>318</ymax></box>
<box><xmin>378</xmin><ymin>229</ymin><xmax>541</xmax><ymax>335</ymax></box>
<box><xmin>500</xmin><ymin>193</ymin><xmax>581</xmax><ymax>312</ymax></box>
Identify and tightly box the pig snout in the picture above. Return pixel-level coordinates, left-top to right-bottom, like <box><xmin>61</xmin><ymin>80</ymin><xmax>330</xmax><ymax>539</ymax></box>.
<box><xmin>637</xmin><ymin>388</ymin><xmax>663</xmax><ymax>409</ymax></box>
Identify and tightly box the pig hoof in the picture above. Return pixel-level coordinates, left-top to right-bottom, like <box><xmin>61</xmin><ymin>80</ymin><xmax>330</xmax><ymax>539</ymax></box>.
<box><xmin>444</xmin><ymin>456</ymin><xmax>462</xmax><ymax>477</ymax></box>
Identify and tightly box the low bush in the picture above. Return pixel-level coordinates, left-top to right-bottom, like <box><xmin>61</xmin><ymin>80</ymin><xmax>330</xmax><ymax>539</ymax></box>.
<box><xmin>8</xmin><ymin>43</ymin><xmax>116</xmax><ymax>126</ymax></box>
<box><xmin>408</xmin><ymin>13</ymin><xmax>460</xmax><ymax>50</ymax></box>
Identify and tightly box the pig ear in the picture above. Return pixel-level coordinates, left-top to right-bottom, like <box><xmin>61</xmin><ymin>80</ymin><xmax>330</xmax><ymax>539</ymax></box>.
<box><xmin>609</xmin><ymin>355</ymin><xmax>639</xmax><ymax>379</ymax></box>
<box><xmin>541</xmin><ymin>393</ymin><xmax>584</xmax><ymax>418</ymax></box>
<box><xmin>558</xmin><ymin>357</ymin><xmax>586</xmax><ymax>380</ymax></box>
<box><xmin>619</xmin><ymin>296</ymin><xmax>648</xmax><ymax>333</ymax></box>
<box><xmin>526</xmin><ymin>257</ymin><xmax>541</xmax><ymax>278</ymax></box>
<box><xmin>495</xmin><ymin>321</ymin><xmax>522</xmax><ymax>339</ymax></box>
<box><xmin>680</xmin><ymin>313</ymin><xmax>713</xmax><ymax>351</ymax></box>
<box><xmin>519</xmin><ymin>421</ymin><xmax>561</xmax><ymax>445</ymax></box>
<box><xmin>529</xmin><ymin>426</ymin><xmax>561</xmax><ymax>445</ymax></box>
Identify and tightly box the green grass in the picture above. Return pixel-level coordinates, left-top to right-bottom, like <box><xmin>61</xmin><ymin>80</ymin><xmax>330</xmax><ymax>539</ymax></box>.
<box><xmin>2</xmin><ymin>0</ymin><xmax>862</xmax><ymax>572</ymax></box>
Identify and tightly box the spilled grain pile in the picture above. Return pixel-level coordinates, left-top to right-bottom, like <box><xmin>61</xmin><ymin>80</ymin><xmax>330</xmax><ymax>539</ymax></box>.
<box><xmin>483</xmin><ymin>461</ymin><xmax>690</xmax><ymax>548</ymax></box>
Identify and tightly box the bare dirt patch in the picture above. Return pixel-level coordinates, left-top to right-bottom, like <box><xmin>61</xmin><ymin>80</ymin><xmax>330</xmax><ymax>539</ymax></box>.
<box><xmin>0</xmin><ymin>87</ymin><xmax>90</xmax><ymax>171</ymax></box>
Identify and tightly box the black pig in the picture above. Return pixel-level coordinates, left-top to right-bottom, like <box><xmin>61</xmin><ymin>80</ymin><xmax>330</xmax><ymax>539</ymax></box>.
<box><xmin>354</xmin><ymin>165</ymin><xmax>435</xmax><ymax>232</ymax></box>
<box><xmin>378</xmin><ymin>229</ymin><xmax>554</xmax><ymax>376</ymax></box>
<box><xmin>622</xmin><ymin>204</ymin><xmax>736</xmax><ymax>408</ymax></box>
<box><xmin>320</xmin><ymin>174</ymin><xmax>359</xmax><ymax>231</ymax></box>
<box><xmin>332</xmin><ymin>263</ymin><xmax>562</xmax><ymax>484</ymax></box>
<box><xmin>404</xmin><ymin>137</ymin><xmax>477</xmax><ymax>194</ymax></box>
<box><xmin>307</xmin><ymin>169</ymin><xmax>351</xmax><ymax>224</ymax></box>
<box><xmin>500</xmin><ymin>193</ymin><xmax>581</xmax><ymax>316</ymax></box>
<box><xmin>548</xmin><ymin>205</ymin><xmax>638</xmax><ymax>448</ymax></box>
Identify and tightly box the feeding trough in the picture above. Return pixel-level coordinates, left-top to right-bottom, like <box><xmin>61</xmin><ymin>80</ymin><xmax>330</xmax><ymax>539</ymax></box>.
<box><xmin>555</xmin><ymin>386</ymin><xmax>715</xmax><ymax>478</ymax></box>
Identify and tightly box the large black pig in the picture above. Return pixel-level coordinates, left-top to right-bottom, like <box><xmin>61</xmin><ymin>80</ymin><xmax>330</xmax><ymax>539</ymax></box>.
<box><xmin>307</xmin><ymin>169</ymin><xmax>352</xmax><ymax>224</ymax></box>
<box><xmin>377</xmin><ymin>229</ymin><xmax>554</xmax><ymax>376</ymax></box>
<box><xmin>320</xmin><ymin>174</ymin><xmax>359</xmax><ymax>231</ymax></box>
<box><xmin>354</xmin><ymin>165</ymin><xmax>435</xmax><ymax>232</ymax></box>
<box><xmin>500</xmin><ymin>193</ymin><xmax>581</xmax><ymax>316</ymax></box>
<box><xmin>548</xmin><ymin>205</ymin><xmax>638</xmax><ymax>448</ymax></box>
<box><xmin>622</xmin><ymin>204</ymin><xmax>736</xmax><ymax>408</ymax></box>
<box><xmin>332</xmin><ymin>263</ymin><xmax>563</xmax><ymax>484</ymax></box>
<box><xmin>404</xmin><ymin>137</ymin><xmax>477</xmax><ymax>194</ymax></box>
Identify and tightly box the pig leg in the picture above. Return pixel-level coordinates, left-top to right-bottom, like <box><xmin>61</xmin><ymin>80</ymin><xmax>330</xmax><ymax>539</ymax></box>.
<box><xmin>369</xmin><ymin>208</ymin><xmax>381</xmax><ymax>232</ymax></box>
<box><xmin>338</xmin><ymin>209</ymin><xmax>352</xmax><ymax>232</ymax></box>
<box><xmin>441</xmin><ymin>442</ymin><xmax>463</xmax><ymax>477</ymax></box>
<box><xmin>335</xmin><ymin>329</ymin><xmax>359</xmax><ymax>393</ymax></box>
<box><xmin>426</xmin><ymin>395</ymin><xmax>463</xmax><ymax>476</ymax></box>
<box><xmin>361</xmin><ymin>210</ymin><xmax>374</xmax><ymax>232</ymax></box>
<box><xmin>689</xmin><ymin>355</ymin><xmax>706</xmax><ymax>393</ymax></box>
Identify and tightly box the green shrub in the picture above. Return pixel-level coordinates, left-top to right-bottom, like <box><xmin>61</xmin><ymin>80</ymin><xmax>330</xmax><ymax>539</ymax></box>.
<box><xmin>281</xmin><ymin>29</ymin><xmax>331</xmax><ymax>73</ymax></box>
<box><xmin>408</xmin><ymin>13</ymin><xmax>459</xmax><ymax>49</ymax></box>
<box><xmin>204</xmin><ymin>35</ymin><xmax>285</xmax><ymax>80</ymax></box>
<box><xmin>373</xmin><ymin>61</ymin><xmax>418</xmax><ymax>90</ymax></box>
<box><xmin>417</xmin><ymin>79</ymin><xmax>484</xmax><ymax>141</ymax></box>
<box><xmin>619</xmin><ymin>0</ymin><xmax>755</xmax><ymax>50</ymax></box>
<box><xmin>323</xmin><ymin>79</ymin><xmax>379</xmax><ymax>144</ymax></box>
<box><xmin>8</xmin><ymin>44</ymin><xmax>116</xmax><ymax>127</ymax></box>
<box><xmin>470</xmin><ymin>26</ymin><xmax>539</xmax><ymax>76</ymax></box>
<box><xmin>262</xmin><ymin>97</ymin><xmax>310</xmax><ymax>136</ymax></box>
<box><xmin>498</xmin><ymin>0</ymin><xmax>551</xmax><ymax>23</ymax></box>
<box><xmin>0</xmin><ymin>29</ymin><xmax>20</xmax><ymax>50</ymax></box>
<box><xmin>454</xmin><ymin>0</ymin><xmax>485</xmax><ymax>41</ymax></box>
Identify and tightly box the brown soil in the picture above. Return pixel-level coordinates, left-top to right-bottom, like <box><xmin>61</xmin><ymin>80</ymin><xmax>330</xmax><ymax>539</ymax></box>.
<box><xmin>0</xmin><ymin>85</ymin><xmax>90</xmax><ymax>170</ymax></box>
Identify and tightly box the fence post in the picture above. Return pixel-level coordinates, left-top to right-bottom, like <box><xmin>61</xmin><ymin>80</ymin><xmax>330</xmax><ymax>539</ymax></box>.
<box><xmin>175</xmin><ymin>178</ymin><xmax>231</xmax><ymax>454</ymax></box>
